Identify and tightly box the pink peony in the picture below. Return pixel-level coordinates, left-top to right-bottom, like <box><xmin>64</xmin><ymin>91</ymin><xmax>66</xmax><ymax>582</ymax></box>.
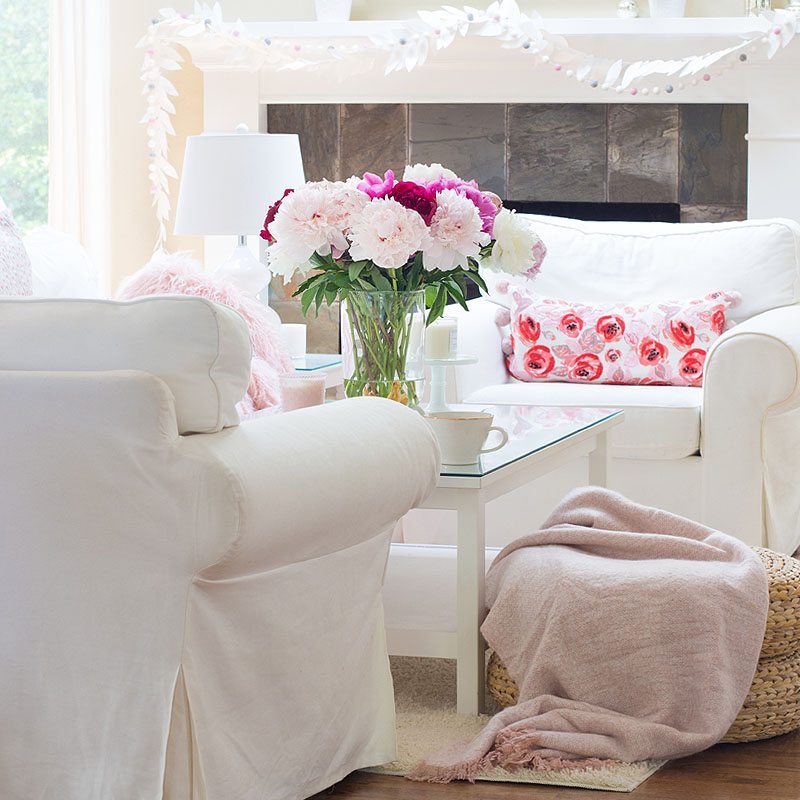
<box><xmin>267</xmin><ymin>184</ymin><xmax>351</xmax><ymax>278</ymax></box>
<box><xmin>426</xmin><ymin>177</ymin><xmax>498</xmax><ymax>235</ymax></box>
<box><xmin>389</xmin><ymin>180</ymin><xmax>437</xmax><ymax>224</ymax></box>
<box><xmin>321</xmin><ymin>180</ymin><xmax>369</xmax><ymax>238</ymax></box>
<box><xmin>348</xmin><ymin>197</ymin><xmax>431</xmax><ymax>269</ymax></box>
<box><xmin>423</xmin><ymin>188</ymin><xmax>490</xmax><ymax>271</ymax></box>
<box><xmin>357</xmin><ymin>170</ymin><xmax>395</xmax><ymax>199</ymax></box>
<box><xmin>528</xmin><ymin>235</ymin><xmax>547</xmax><ymax>277</ymax></box>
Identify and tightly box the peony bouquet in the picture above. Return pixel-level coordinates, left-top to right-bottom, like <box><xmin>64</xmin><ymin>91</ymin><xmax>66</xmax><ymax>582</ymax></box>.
<box><xmin>261</xmin><ymin>163</ymin><xmax>546</xmax><ymax>403</ymax></box>
<box><xmin>262</xmin><ymin>162</ymin><xmax>545</xmax><ymax>322</ymax></box>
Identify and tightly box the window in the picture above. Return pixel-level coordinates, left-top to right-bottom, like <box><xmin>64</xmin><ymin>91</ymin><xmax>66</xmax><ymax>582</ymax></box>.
<box><xmin>0</xmin><ymin>0</ymin><xmax>48</xmax><ymax>232</ymax></box>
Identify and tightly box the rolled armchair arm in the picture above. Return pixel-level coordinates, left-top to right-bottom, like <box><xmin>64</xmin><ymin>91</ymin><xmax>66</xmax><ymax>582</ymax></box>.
<box><xmin>181</xmin><ymin>397</ymin><xmax>441</xmax><ymax>574</ymax></box>
<box><xmin>702</xmin><ymin>304</ymin><xmax>800</xmax><ymax>548</ymax></box>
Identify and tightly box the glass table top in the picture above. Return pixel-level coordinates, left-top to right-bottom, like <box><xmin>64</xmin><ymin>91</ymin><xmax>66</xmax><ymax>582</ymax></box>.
<box><xmin>292</xmin><ymin>354</ymin><xmax>343</xmax><ymax>371</ymax></box>
<box><xmin>438</xmin><ymin>405</ymin><xmax>622</xmax><ymax>479</ymax></box>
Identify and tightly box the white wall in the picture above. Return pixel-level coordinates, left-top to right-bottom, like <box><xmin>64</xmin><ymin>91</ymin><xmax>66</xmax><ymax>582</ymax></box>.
<box><xmin>108</xmin><ymin>0</ymin><xmax>773</xmax><ymax>289</ymax></box>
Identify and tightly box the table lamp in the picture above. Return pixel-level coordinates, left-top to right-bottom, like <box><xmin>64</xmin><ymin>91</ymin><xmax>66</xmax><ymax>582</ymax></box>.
<box><xmin>174</xmin><ymin>124</ymin><xmax>305</xmax><ymax>298</ymax></box>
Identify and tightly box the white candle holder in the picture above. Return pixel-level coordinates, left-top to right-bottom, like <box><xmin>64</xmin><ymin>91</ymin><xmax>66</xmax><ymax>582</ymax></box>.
<box><xmin>424</xmin><ymin>355</ymin><xmax>478</xmax><ymax>414</ymax></box>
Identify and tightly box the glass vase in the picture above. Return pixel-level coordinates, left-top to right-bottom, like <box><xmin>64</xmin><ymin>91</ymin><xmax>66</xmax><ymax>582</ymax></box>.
<box><xmin>343</xmin><ymin>289</ymin><xmax>426</xmax><ymax>406</ymax></box>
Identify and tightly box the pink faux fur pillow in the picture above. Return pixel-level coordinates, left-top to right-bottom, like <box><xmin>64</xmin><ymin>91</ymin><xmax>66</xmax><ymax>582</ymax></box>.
<box><xmin>118</xmin><ymin>252</ymin><xmax>293</xmax><ymax>417</ymax></box>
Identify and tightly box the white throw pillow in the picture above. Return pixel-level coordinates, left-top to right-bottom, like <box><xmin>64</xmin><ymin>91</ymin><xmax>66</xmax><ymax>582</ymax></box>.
<box><xmin>24</xmin><ymin>226</ymin><xmax>99</xmax><ymax>297</ymax></box>
<box><xmin>0</xmin><ymin>209</ymin><xmax>33</xmax><ymax>296</ymax></box>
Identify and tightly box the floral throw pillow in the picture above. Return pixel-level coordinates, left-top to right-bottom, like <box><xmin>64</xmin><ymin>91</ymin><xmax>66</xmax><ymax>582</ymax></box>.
<box><xmin>0</xmin><ymin>209</ymin><xmax>33</xmax><ymax>296</ymax></box>
<box><xmin>503</xmin><ymin>290</ymin><xmax>740</xmax><ymax>387</ymax></box>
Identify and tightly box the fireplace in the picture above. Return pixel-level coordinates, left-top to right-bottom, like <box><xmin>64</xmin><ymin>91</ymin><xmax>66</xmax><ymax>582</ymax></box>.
<box><xmin>265</xmin><ymin>102</ymin><xmax>745</xmax><ymax>350</ymax></box>
<box><xmin>185</xmin><ymin>18</ymin><xmax>800</xmax><ymax>354</ymax></box>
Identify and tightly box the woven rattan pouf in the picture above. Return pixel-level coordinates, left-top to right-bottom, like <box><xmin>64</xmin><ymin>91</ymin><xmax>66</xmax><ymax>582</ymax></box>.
<box><xmin>486</xmin><ymin>547</ymin><xmax>800</xmax><ymax>744</ymax></box>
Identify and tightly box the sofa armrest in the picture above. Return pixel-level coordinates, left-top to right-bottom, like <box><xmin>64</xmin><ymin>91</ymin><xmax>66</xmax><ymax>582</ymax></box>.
<box><xmin>448</xmin><ymin>298</ymin><xmax>509</xmax><ymax>401</ymax></box>
<box><xmin>180</xmin><ymin>396</ymin><xmax>441</xmax><ymax>575</ymax></box>
<box><xmin>702</xmin><ymin>304</ymin><xmax>800</xmax><ymax>548</ymax></box>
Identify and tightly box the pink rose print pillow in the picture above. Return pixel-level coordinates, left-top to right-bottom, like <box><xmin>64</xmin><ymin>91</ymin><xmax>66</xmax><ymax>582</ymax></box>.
<box><xmin>504</xmin><ymin>290</ymin><xmax>740</xmax><ymax>387</ymax></box>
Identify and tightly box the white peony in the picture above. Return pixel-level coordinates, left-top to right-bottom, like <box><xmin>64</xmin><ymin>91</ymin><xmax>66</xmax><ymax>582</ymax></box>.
<box><xmin>402</xmin><ymin>162</ymin><xmax>458</xmax><ymax>184</ymax></box>
<box><xmin>422</xmin><ymin>188</ymin><xmax>490</xmax><ymax>271</ymax></box>
<box><xmin>348</xmin><ymin>198</ymin><xmax>431</xmax><ymax>270</ymax></box>
<box><xmin>267</xmin><ymin>184</ymin><xmax>353</xmax><ymax>280</ymax></box>
<box><xmin>486</xmin><ymin>209</ymin><xmax>547</xmax><ymax>277</ymax></box>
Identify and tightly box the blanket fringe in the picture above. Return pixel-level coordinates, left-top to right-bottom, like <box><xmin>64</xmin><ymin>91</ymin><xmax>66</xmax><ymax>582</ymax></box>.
<box><xmin>487</xmin><ymin>729</ymin><xmax>618</xmax><ymax>771</ymax></box>
<box><xmin>407</xmin><ymin>760</ymin><xmax>484</xmax><ymax>784</ymax></box>
<box><xmin>408</xmin><ymin>743</ymin><xmax>620</xmax><ymax>784</ymax></box>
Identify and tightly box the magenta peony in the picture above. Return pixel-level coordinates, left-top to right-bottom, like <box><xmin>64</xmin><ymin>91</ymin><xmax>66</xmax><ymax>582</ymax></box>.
<box><xmin>260</xmin><ymin>188</ymin><xmax>294</xmax><ymax>243</ymax></box>
<box><xmin>357</xmin><ymin>170</ymin><xmax>395</xmax><ymax>199</ymax></box>
<box><xmin>389</xmin><ymin>180</ymin><xmax>437</xmax><ymax>224</ymax></box>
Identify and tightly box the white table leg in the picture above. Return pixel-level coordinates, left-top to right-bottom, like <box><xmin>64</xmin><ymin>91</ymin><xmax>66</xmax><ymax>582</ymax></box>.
<box><xmin>588</xmin><ymin>429</ymin><xmax>611</xmax><ymax>487</ymax></box>
<box><xmin>455</xmin><ymin>490</ymin><xmax>486</xmax><ymax>715</ymax></box>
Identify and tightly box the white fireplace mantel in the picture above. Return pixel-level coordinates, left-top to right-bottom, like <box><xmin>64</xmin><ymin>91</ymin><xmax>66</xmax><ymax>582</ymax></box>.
<box><xmin>184</xmin><ymin>17</ymin><xmax>800</xmax><ymax>246</ymax></box>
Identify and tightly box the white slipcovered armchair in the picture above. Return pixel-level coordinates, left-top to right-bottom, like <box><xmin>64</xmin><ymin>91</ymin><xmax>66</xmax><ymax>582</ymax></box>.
<box><xmin>0</xmin><ymin>297</ymin><xmax>439</xmax><ymax>800</ymax></box>
<box><xmin>441</xmin><ymin>215</ymin><xmax>800</xmax><ymax>555</ymax></box>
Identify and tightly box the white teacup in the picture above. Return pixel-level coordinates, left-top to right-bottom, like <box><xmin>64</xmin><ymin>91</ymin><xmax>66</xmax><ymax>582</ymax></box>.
<box><xmin>426</xmin><ymin>411</ymin><xmax>509</xmax><ymax>465</ymax></box>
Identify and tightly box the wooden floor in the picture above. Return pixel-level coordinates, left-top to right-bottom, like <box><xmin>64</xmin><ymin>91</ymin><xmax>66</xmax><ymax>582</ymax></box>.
<box><xmin>315</xmin><ymin>731</ymin><xmax>800</xmax><ymax>800</ymax></box>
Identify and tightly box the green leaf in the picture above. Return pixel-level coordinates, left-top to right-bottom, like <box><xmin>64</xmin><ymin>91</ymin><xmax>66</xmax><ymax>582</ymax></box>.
<box><xmin>406</xmin><ymin>254</ymin><xmax>424</xmax><ymax>292</ymax></box>
<box><xmin>313</xmin><ymin>282</ymin><xmax>328</xmax><ymax>312</ymax></box>
<box><xmin>426</xmin><ymin>284</ymin><xmax>448</xmax><ymax>326</ymax></box>
<box><xmin>468</xmin><ymin>269</ymin><xmax>488</xmax><ymax>294</ymax></box>
<box><xmin>446</xmin><ymin>280</ymin><xmax>469</xmax><ymax>312</ymax></box>
<box><xmin>301</xmin><ymin>287</ymin><xmax>318</xmax><ymax>317</ymax></box>
<box><xmin>293</xmin><ymin>272</ymin><xmax>325</xmax><ymax>298</ymax></box>
<box><xmin>324</xmin><ymin>286</ymin><xmax>338</xmax><ymax>306</ymax></box>
<box><xmin>425</xmin><ymin>285</ymin><xmax>439</xmax><ymax>308</ymax></box>
<box><xmin>371</xmin><ymin>269</ymin><xmax>393</xmax><ymax>292</ymax></box>
<box><xmin>348</xmin><ymin>261</ymin><xmax>367</xmax><ymax>282</ymax></box>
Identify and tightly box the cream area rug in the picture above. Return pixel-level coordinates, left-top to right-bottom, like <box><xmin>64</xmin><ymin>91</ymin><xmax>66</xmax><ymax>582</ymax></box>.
<box><xmin>364</xmin><ymin>657</ymin><xmax>666</xmax><ymax>792</ymax></box>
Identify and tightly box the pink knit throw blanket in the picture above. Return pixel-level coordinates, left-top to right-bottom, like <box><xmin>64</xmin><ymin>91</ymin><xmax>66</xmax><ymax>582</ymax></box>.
<box><xmin>410</xmin><ymin>487</ymin><xmax>768</xmax><ymax>783</ymax></box>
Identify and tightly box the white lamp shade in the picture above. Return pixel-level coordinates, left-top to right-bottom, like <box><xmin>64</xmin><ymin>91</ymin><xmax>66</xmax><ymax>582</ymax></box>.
<box><xmin>174</xmin><ymin>131</ymin><xmax>305</xmax><ymax>236</ymax></box>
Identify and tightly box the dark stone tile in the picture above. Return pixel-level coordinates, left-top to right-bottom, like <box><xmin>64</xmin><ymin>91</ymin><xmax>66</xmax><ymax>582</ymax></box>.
<box><xmin>409</xmin><ymin>104</ymin><xmax>505</xmax><ymax>195</ymax></box>
<box><xmin>507</xmin><ymin>104</ymin><xmax>607</xmax><ymax>202</ymax></box>
<box><xmin>608</xmin><ymin>104</ymin><xmax>679</xmax><ymax>203</ymax></box>
<box><xmin>340</xmin><ymin>104</ymin><xmax>407</xmax><ymax>181</ymax></box>
<box><xmin>680</xmin><ymin>104</ymin><xmax>748</xmax><ymax>206</ymax></box>
<box><xmin>680</xmin><ymin>204</ymin><xmax>747</xmax><ymax>223</ymax></box>
<box><xmin>267</xmin><ymin>104</ymin><xmax>339</xmax><ymax>182</ymax></box>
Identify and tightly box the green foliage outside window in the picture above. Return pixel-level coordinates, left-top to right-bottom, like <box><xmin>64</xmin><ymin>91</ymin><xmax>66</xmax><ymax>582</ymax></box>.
<box><xmin>0</xmin><ymin>0</ymin><xmax>48</xmax><ymax>232</ymax></box>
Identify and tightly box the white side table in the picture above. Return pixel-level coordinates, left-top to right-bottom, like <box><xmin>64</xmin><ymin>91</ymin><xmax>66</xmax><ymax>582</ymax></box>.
<box><xmin>424</xmin><ymin>355</ymin><xmax>478</xmax><ymax>413</ymax></box>
<box><xmin>387</xmin><ymin>405</ymin><xmax>624</xmax><ymax>715</ymax></box>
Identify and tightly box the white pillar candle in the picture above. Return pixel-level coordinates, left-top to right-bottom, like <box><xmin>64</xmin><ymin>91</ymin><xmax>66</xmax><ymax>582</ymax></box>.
<box><xmin>425</xmin><ymin>317</ymin><xmax>458</xmax><ymax>360</ymax></box>
<box><xmin>280</xmin><ymin>323</ymin><xmax>307</xmax><ymax>360</ymax></box>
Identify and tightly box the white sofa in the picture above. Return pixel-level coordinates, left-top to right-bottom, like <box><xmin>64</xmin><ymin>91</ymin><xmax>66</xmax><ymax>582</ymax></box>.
<box><xmin>450</xmin><ymin>215</ymin><xmax>800</xmax><ymax>555</ymax></box>
<box><xmin>385</xmin><ymin>216</ymin><xmax>800</xmax><ymax>645</ymax></box>
<box><xmin>0</xmin><ymin>297</ymin><xmax>440</xmax><ymax>800</ymax></box>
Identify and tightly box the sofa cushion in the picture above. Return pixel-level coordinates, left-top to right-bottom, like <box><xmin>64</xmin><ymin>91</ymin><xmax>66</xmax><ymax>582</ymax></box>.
<box><xmin>505</xmin><ymin>290</ymin><xmax>738</xmax><ymax>387</ymax></box>
<box><xmin>465</xmin><ymin>382</ymin><xmax>702</xmax><ymax>460</ymax></box>
<box><xmin>0</xmin><ymin>297</ymin><xmax>252</xmax><ymax>434</ymax></box>
<box><xmin>484</xmin><ymin>215</ymin><xmax>800</xmax><ymax>325</ymax></box>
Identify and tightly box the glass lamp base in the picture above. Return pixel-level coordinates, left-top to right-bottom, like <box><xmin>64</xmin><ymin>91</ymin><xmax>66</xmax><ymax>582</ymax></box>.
<box><xmin>215</xmin><ymin>239</ymin><xmax>270</xmax><ymax>297</ymax></box>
